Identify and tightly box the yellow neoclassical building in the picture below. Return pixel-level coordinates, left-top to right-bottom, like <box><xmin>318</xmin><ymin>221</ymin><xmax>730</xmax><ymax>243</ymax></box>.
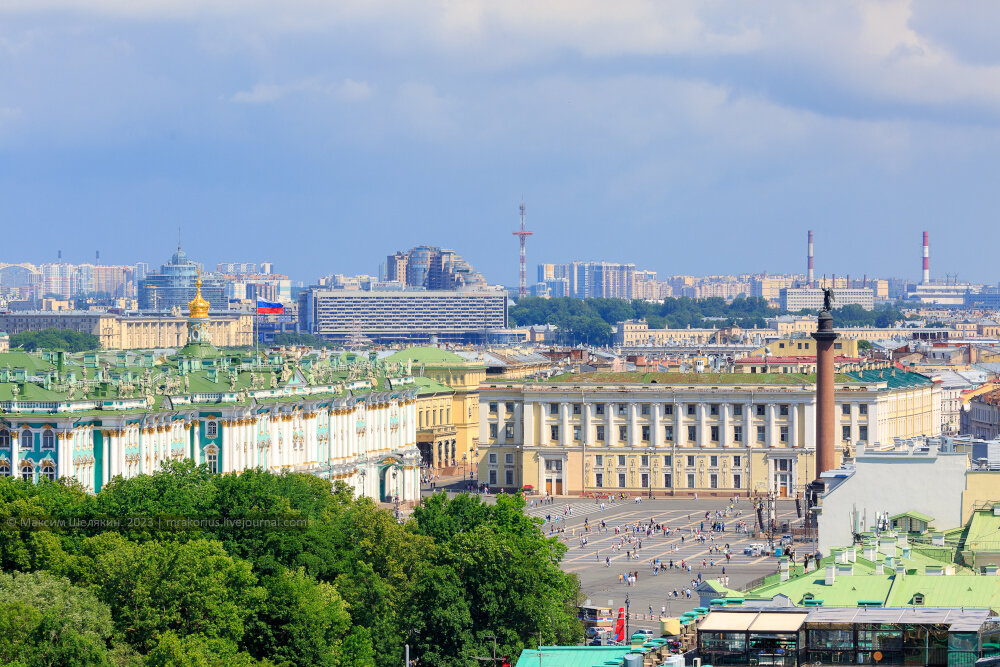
<box><xmin>383</xmin><ymin>347</ymin><xmax>485</xmax><ymax>475</ymax></box>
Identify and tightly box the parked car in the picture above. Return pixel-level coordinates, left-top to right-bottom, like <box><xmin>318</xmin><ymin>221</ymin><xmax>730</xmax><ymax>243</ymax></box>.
<box><xmin>631</xmin><ymin>629</ymin><xmax>655</xmax><ymax>640</ymax></box>
<box><xmin>744</xmin><ymin>543</ymin><xmax>766</xmax><ymax>556</ymax></box>
<box><xmin>585</xmin><ymin>627</ymin><xmax>608</xmax><ymax>640</ymax></box>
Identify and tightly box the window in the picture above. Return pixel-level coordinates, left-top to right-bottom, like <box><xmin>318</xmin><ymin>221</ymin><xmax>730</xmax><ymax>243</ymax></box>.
<box><xmin>617</xmin><ymin>404</ymin><xmax>627</xmax><ymax>416</ymax></box>
<box><xmin>573</xmin><ymin>403</ymin><xmax>582</xmax><ymax>415</ymax></box>
<box><xmin>797</xmin><ymin>342</ymin><xmax>803</xmax><ymax>349</ymax></box>
<box><xmin>505</xmin><ymin>469</ymin><xmax>514</xmax><ymax>485</ymax></box>
<box><xmin>733</xmin><ymin>474</ymin><xmax>742</xmax><ymax>488</ymax></box>
<box><xmin>686</xmin><ymin>455</ymin><xmax>695</xmax><ymax>467</ymax></box>
<box><xmin>686</xmin><ymin>473</ymin><xmax>695</xmax><ymax>488</ymax></box>
<box><xmin>756</xmin><ymin>405</ymin><xmax>765</xmax><ymax>417</ymax></box>
<box><xmin>687</xmin><ymin>404</ymin><xmax>696</xmax><ymax>416</ymax></box>
<box><xmin>663</xmin><ymin>473</ymin><xmax>672</xmax><ymax>487</ymax></box>
<box><xmin>205</xmin><ymin>421</ymin><xmax>218</xmax><ymax>438</ymax></box>
<box><xmin>489</xmin><ymin>453</ymin><xmax>498</xmax><ymax>464</ymax></box>
<box><xmin>757</xmin><ymin>426</ymin><xmax>766</xmax><ymax>443</ymax></box>
<box><xmin>20</xmin><ymin>430</ymin><xmax>32</xmax><ymax>450</ymax></box>
<box><xmin>618</xmin><ymin>473</ymin><xmax>626</xmax><ymax>487</ymax></box>
<box><xmin>42</xmin><ymin>430</ymin><xmax>55</xmax><ymax>450</ymax></box>
<box><xmin>859</xmin><ymin>404</ymin><xmax>868</xmax><ymax>415</ymax></box>
<box><xmin>834</xmin><ymin>342</ymin><xmax>842</xmax><ymax>350</ymax></box>
<box><xmin>489</xmin><ymin>423</ymin><xmax>498</xmax><ymax>438</ymax></box>
<box><xmin>550</xmin><ymin>425</ymin><xmax>559</xmax><ymax>441</ymax></box>
<box><xmin>780</xmin><ymin>426</ymin><xmax>789</xmax><ymax>443</ymax></box>
<box><xmin>842</xmin><ymin>404</ymin><xmax>851</xmax><ymax>415</ymax></box>
<box><xmin>640</xmin><ymin>404</ymin><xmax>650</xmax><ymax>416</ymax></box>
<box><xmin>912</xmin><ymin>594</ymin><xmax>924</xmax><ymax>606</ymax></box>
<box><xmin>842</xmin><ymin>425</ymin><xmax>851</xmax><ymax>442</ymax></box>
<box><xmin>595</xmin><ymin>404</ymin><xmax>605</xmax><ymax>415</ymax></box>
<box><xmin>733</xmin><ymin>404</ymin><xmax>742</xmax><ymax>416</ymax></box>
<box><xmin>206</xmin><ymin>449</ymin><xmax>218</xmax><ymax>474</ymax></box>
<box><xmin>596</xmin><ymin>425</ymin><xmax>605</xmax><ymax>441</ymax></box>
<box><xmin>640</xmin><ymin>473</ymin><xmax>649</xmax><ymax>488</ymax></box>
<box><xmin>710</xmin><ymin>404</ymin><xmax>719</xmax><ymax>416</ymax></box>
<box><xmin>778</xmin><ymin>342</ymin><xmax>785</xmax><ymax>349</ymax></box>
<box><xmin>595</xmin><ymin>473</ymin><xmax>604</xmax><ymax>488</ymax></box>
<box><xmin>641</xmin><ymin>425</ymin><xmax>650</xmax><ymax>442</ymax></box>
<box><xmin>0</xmin><ymin>463</ymin><xmax>8</xmax><ymax>477</ymax></box>
<box><xmin>505</xmin><ymin>401</ymin><xmax>514</xmax><ymax>413</ymax></box>
<box><xmin>618</xmin><ymin>455</ymin><xmax>626</xmax><ymax>466</ymax></box>
<box><xmin>859</xmin><ymin>425</ymin><xmax>868</xmax><ymax>442</ymax></box>
<box><xmin>779</xmin><ymin>404</ymin><xmax>789</xmax><ymax>416</ymax></box>
<box><xmin>41</xmin><ymin>464</ymin><xmax>55</xmax><ymax>481</ymax></box>
<box><xmin>734</xmin><ymin>425</ymin><xmax>743</xmax><ymax>443</ymax></box>
<box><xmin>776</xmin><ymin>459</ymin><xmax>791</xmax><ymax>472</ymax></box>
<box><xmin>711</xmin><ymin>426</ymin><xmax>719</xmax><ymax>442</ymax></box>
<box><xmin>663</xmin><ymin>455</ymin><xmax>672</xmax><ymax>466</ymax></box>
<box><xmin>640</xmin><ymin>455</ymin><xmax>649</xmax><ymax>466</ymax></box>
<box><xmin>504</xmin><ymin>424</ymin><xmax>514</xmax><ymax>439</ymax></box>
<box><xmin>573</xmin><ymin>426</ymin><xmax>581</xmax><ymax>441</ymax></box>
<box><xmin>710</xmin><ymin>455</ymin><xmax>718</xmax><ymax>467</ymax></box>
<box><xmin>733</xmin><ymin>455</ymin><xmax>741</xmax><ymax>467</ymax></box>
<box><xmin>619</xmin><ymin>425</ymin><xmax>627</xmax><ymax>442</ymax></box>
<box><xmin>489</xmin><ymin>402</ymin><xmax>497</xmax><ymax>413</ymax></box>
<box><xmin>710</xmin><ymin>473</ymin><xmax>718</xmax><ymax>489</ymax></box>
<box><xmin>489</xmin><ymin>469</ymin><xmax>497</xmax><ymax>485</ymax></box>
<box><xmin>20</xmin><ymin>462</ymin><xmax>33</xmax><ymax>482</ymax></box>
<box><xmin>505</xmin><ymin>453</ymin><xmax>514</xmax><ymax>464</ymax></box>
<box><xmin>664</xmin><ymin>404</ymin><xmax>673</xmax><ymax>416</ymax></box>
<box><xmin>595</xmin><ymin>455</ymin><xmax>603</xmax><ymax>466</ymax></box>
<box><xmin>665</xmin><ymin>426</ymin><xmax>674</xmax><ymax>441</ymax></box>
<box><xmin>0</xmin><ymin>429</ymin><xmax>8</xmax><ymax>447</ymax></box>
<box><xmin>549</xmin><ymin>403</ymin><xmax>559</xmax><ymax>416</ymax></box>
<box><xmin>687</xmin><ymin>425</ymin><xmax>697</xmax><ymax>442</ymax></box>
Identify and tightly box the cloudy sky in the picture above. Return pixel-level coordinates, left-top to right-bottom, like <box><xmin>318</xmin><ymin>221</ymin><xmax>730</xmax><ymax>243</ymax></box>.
<box><xmin>1</xmin><ymin>1</ymin><xmax>999</xmax><ymax>285</ymax></box>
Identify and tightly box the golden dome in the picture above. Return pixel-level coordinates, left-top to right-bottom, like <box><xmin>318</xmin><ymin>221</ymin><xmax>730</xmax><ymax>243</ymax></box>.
<box><xmin>188</xmin><ymin>272</ymin><xmax>210</xmax><ymax>320</ymax></box>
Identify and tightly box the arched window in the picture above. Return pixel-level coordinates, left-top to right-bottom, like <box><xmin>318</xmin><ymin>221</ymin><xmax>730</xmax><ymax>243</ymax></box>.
<box><xmin>20</xmin><ymin>462</ymin><xmax>33</xmax><ymax>482</ymax></box>
<box><xmin>206</xmin><ymin>421</ymin><xmax>218</xmax><ymax>438</ymax></box>
<box><xmin>41</xmin><ymin>464</ymin><xmax>56</xmax><ymax>481</ymax></box>
<box><xmin>0</xmin><ymin>462</ymin><xmax>9</xmax><ymax>477</ymax></box>
<box><xmin>206</xmin><ymin>447</ymin><xmax>219</xmax><ymax>474</ymax></box>
<box><xmin>20</xmin><ymin>430</ymin><xmax>32</xmax><ymax>450</ymax></box>
<box><xmin>0</xmin><ymin>429</ymin><xmax>9</xmax><ymax>447</ymax></box>
<box><xmin>42</xmin><ymin>430</ymin><xmax>55</xmax><ymax>450</ymax></box>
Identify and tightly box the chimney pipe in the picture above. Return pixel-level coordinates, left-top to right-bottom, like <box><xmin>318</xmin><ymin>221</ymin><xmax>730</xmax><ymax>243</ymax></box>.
<box><xmin>808</xmin><ymin>230</ymin><xmax>814</xmax><ymax>287</ymax></box>
<box><xmin>922</xmin><ymin>232</ymin><xmax>930</xmax><ymax>284</ymax></box>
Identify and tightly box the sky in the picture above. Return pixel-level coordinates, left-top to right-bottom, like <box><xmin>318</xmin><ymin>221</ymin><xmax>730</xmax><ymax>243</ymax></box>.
<box><xmin>1</xmin><ymin>1</ymin><xmax>999</xmax><ymax>286</ymax></box>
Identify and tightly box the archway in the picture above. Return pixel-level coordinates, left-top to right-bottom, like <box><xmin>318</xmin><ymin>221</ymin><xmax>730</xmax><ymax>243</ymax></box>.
<box><xmin>378</xmin><ymin>459</ymin><xmax>402</xmax><ymax>503</ymax></box>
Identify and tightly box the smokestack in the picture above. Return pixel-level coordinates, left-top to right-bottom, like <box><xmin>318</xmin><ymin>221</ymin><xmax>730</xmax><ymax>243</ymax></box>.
<box><xmin>922</xmin><ymin>231</ymin><xmax>930</xmax><ymax>284</ymax></box>
<box><xmin>808</xmin><ymin>230</ymin><xmax>814</xmax><ymax>287</ymax></box>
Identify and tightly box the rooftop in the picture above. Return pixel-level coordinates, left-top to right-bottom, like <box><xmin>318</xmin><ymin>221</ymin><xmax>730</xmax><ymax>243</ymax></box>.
<box><xmin>546</xmin><ymin>371</ymin><xmax>857</xmax><ymax>386</ymax></box>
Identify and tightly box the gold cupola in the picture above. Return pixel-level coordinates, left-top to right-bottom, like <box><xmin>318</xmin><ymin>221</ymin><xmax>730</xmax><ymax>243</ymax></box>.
<box><xmin>187</xmin><ymin>271</ymin><xmax>210</xmax><ymax>320</ymax></box>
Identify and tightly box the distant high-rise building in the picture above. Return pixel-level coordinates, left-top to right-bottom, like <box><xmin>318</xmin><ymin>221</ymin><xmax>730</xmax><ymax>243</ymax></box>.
<box><xmin>138</xmin><ymin>245</ymin><xmax>228</xmax><ymax>312</ymax></box>
<box><xmin>385</xmin><ymin>246</ymin><xmax>486</xmax><ymax>290</ymax></box>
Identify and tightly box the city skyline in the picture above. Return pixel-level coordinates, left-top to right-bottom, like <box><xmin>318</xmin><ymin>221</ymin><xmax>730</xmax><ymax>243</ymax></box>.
<box><xmin>2</xmin><ymin>3</ymin><xmax>1000</xmax><ymax>284</ymax></box>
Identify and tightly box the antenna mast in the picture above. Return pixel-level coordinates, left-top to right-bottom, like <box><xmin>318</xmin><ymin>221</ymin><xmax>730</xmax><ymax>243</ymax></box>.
<box><xmin>512</xmin><ymin>202</ymin><xmax>532</xmax><ymax>297</ymax></box>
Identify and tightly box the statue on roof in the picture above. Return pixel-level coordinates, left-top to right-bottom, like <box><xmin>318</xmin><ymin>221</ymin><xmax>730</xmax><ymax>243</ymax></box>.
<box><xmin>183</xmin><ymin>373</ymin><xmax>190</xmax><ymax>392</ymax></box>
<box><xmin>406</xmin><ymin>358</ymin><xmax>412</xmax><ymax>376</ymax></box>
<box><xmin>228</xmin><ymin>370</ymin><xmax>237</xmax><ymax>391</ymax></box>
<box><xmin>822</xmin><ymin>287</ymin><xmax>835</xmax><ymax>312</ymax></box>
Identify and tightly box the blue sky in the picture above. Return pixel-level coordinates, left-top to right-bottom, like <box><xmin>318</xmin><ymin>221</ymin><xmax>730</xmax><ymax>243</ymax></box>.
<box><xmin>1</xmin><ymin>1</ymin><xmax>999</xmax><ymax>286</ymax></box>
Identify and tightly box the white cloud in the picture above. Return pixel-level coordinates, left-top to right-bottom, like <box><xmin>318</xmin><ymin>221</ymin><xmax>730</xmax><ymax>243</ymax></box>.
<box><xmin>230</xmin><ymin>78</ymin><xmax>372</xmax><ymax>104</ymax></box>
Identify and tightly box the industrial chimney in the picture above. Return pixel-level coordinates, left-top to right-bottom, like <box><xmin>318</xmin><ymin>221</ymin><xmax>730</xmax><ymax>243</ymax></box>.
<box><xmin>922</xmin><ymin>232</ymin><xmax>930</xmax><ymax>284</ymax></box>
<box><xmin>808</xmin><ymin>230</ymin><xmax>814</xmax><ymax>287</ymax></box>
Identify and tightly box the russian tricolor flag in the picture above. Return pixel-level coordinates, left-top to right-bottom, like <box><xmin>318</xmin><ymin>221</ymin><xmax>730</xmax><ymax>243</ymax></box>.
<box><xmin>256</xmin><ymin>299</ymin><xmax>284</xmax><ymax>314</ymax></box>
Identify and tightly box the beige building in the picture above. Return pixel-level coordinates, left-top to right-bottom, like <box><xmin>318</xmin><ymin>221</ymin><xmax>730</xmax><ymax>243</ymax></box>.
<box><xmin>478</xmin><ymin>369</ymin><xmax>939</xmax><ymax>497</ymax></box>
<box><xmin>0</xmin><ymin>311</ymin><xmax>253</xmax><ymax>349</ymax></box>
<box><xmin>751</xmin><ymin>338</ymin><xmax>860</xmax><ymax>358</ymax></box>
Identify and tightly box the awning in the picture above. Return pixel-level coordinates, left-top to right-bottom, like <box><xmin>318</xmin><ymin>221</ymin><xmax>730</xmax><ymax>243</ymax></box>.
<box><xmin>748</xmin><ymin>612</ymin><xmax>808</xmax><ymax>633</ymax></box>
<box><xmin>698</xmin><ymin>612</ymin><xmax>757</xmax><ymax>632</ymax></box>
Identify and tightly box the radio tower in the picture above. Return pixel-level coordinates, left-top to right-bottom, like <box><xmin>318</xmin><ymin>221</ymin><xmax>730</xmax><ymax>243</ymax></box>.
<box><xmin>512</xmin><ymin>202</ymin><xmax>532</xmax><ymax>297</ymax></box>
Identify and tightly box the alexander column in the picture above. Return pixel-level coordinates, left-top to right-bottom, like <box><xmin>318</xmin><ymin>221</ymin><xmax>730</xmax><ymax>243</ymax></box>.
<box><xmin>812</xmin><ymin>287</ymin><xmax>838</xmax><ymax>477</ymax></box>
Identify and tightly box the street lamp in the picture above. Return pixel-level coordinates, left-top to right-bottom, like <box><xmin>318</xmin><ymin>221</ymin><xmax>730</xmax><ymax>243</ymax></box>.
<box><xmin>392</xmin><ymin>468</ymin><xmax>400</xmax><ymax>518</ymax></box>
<box><xmin>357</xmin><ymin>467</ymin><xmax>367</xmax><ymax>498</ymax></box>
<box><xmin>462</xmin><ymin>452</ymin><xmax>467</xmax><ymax>486</ymax></box>
<box><xmin>624</xmin><ymin>593</ymin><xmax>630</xmax><ymax>641</ymax></box>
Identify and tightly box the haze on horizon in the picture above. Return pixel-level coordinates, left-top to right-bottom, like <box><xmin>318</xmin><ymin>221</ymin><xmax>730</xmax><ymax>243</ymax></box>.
<box><xmin>1</xmin><ymin>1</ymin><xmax>998</xmax><ymax>286</ymax></box>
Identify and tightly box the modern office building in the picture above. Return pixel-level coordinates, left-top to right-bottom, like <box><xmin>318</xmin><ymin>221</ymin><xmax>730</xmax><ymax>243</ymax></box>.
<box><xmin>138</xmin><ymin>245</ymin><xmax>227</xmax><ymax>312</ymax></box>
<box><xmin>298</xmin><ymin>288</ymin><xmax>508</xmax><ymax>344</ymax></box>
<box><xmin>478</xmin><ymin>369</ymin><xmax>939</xmax><ymax>496</ymax></box>
<box><xmin>385</xmin><ymin>246</ymin><xmax>486</xmax><ymax>290</ymax></box>
<box><xmin>781</xmin><ymin>287</ymin><xmax>875</xmax><ymax>311</ymax></box>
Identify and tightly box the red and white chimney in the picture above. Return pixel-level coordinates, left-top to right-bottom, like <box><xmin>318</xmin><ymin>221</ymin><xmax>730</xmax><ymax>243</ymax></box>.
<box><xmin>922</xmin><ymin>231</ymin><xmax>930</xmax><ymax>284</ymax></box>
<box><xmin>808</xmin><ymin>230</ymin><xmax>814</xmax><ymax>287</ymax></box>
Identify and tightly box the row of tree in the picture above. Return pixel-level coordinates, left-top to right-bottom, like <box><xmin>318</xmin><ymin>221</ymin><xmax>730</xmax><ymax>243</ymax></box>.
<box><xmin>0</xmin><ymin>463</ymin><xmax>581</xmax><ymax>666</ymax></box>
<box><xmin>510</xmin><ymin>297</ymin><xmax>910</xmax><ymax>346</ymax></box>
<box><xmin>9</xmin><ymin>328</ymin><xmax>101</xmax><ymax>352</ymax></box>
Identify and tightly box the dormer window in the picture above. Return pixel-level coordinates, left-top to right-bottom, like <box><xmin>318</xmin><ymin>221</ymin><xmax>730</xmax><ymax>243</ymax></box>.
<box><xmin>913</xmin><ymin>594</ymin><xmax>925</xmax><ymax>606</ymax></box>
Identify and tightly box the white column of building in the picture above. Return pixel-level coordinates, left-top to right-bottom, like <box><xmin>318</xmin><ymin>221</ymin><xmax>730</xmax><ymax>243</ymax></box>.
<box><xmin>697</xmin><ymin>403</ymin><xmax>708</xmax><ymax>448</ymax></box>
<box><xmin>560</xmin><ymin>401</ymin><xmax>570</xmax><ymax>444</ymax></box>
<box><xmin>192</xmin><ymin>420</ymin><xmax>201</xmax><ymax>465</ymax></box>
<box><xmin>606</xmin><ymin>402</ymin><xmax>615</xmax><ymax>447</ymax></box>
<box><xmin>57</xmin><ymin>432</ymin><xmax>69</xmax><ymax>478</ymax></box>
<box><xmin>850</xmin><ymin>404</ymin><xmax>858</xmax><ymax>444</ymax></box>
<box><xmin>721</xmin><ymin>404</ymin><xmax>731</xmax><ymax>448</ymax></box>
<box><xmin>585</xmin><ymin>403</ymin><xmax>595</xmax><ymax>446</ymax></box>
<box><xmin>284</xmin><ymin>414</ymin><xmax>294</xmax><ymax>468</ymax></box>
<box><xmin>804</xmin><ymin>399</ymin><xmax>817</xmax><ymax>450</ymax></box>
<box><xmin>790</xmin><ymin>403</ymin><xmax>800</xmax><ymax>448</ymax></box>
<box><xmin>744</xmin><ymin>402</ymin><xmax>753</xmax><ymax>449</ymax></box>
<box><xmin>674</xmin><ymin>401</ymin><xmax>683</xmax><ymax>446</ymax></box>
<box><xmin>627</xmin><ymin>402</ymin><xmax>638</xmax><ymax>447</ymax></box>
<box><xmin>652</xmin><ymin>402</ymin><xmax>662</xmax><ymax>448</ymax></box>
<box><xmin>767</xmin><ymin>404</ymin><xmax>777</xmax><ymax>448</ymax></box>
<box><xmin>222</xmin><ymin>420</ymin><xmax>232</xmax><ymax>473</ymax></box>
<box><xmin>538</xmin><ymin>402</ymin><xmax>549</xmax><ymax>445</ymax></box>
<box><xmin>522</xmin><ymin>401</ymin><xmax>534</xmax><ymax>446</ymax></box>
<box><xmin>496</xmin><ymin>402</ymin><xmax>507</xmax><ymax>445</ymax></box>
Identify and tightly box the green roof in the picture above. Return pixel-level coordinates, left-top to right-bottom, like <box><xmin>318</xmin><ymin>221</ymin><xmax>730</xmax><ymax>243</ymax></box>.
<box><xmin>847</xmin><ymin>369</ymin><xmax>934</xmax><ymax>388</ymax></box>
<box><xmin>0</xmin><ymin>352</ymin><xmax>56</xmax><ymax>374</ymax></box>
<box><xmin>384</xmin><ymin>346</ymin><xmax>469</xmax><ymax>365</ymax></box>
<box><xmin>885</xmin><ymin>574</ymin><xmax>1000</xmax><ymax>609</ymax></box>
<box><xmin>889</xmin><ymin>511</ymin><xmax>935</xmax><ymax>523</ymax></box>
<box><xmin>547</xmin><ymin>371</ymin><xmax>856</xmax><ymax>386</ymax></box>
<box><xmin>515</xmin><ymin>647</ymin><xmax>632</xmax><ymax>667</ymax></box>
<box><xmin>412</xmin><ymin>375</ymin><xmax>455</xmax><ymax>396</ymax></box>
<box><xmin>961</xmin><ymin>510</ymin><xmax>1000</xmax><ymax>553</ymax></box>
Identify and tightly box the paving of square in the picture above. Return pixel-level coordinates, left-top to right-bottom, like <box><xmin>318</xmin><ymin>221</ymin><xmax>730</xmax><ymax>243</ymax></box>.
<box><xmin>521</xmin><ymin>495</ymin><xmax>807</xmax><ymax>631</ymax></box>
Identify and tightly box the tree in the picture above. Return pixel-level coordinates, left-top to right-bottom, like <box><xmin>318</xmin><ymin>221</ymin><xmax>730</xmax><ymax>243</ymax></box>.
<box><xmin>9</xmin><ymin>328</ymin><xmax>101</xmax><ymax>352</ymax></box>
